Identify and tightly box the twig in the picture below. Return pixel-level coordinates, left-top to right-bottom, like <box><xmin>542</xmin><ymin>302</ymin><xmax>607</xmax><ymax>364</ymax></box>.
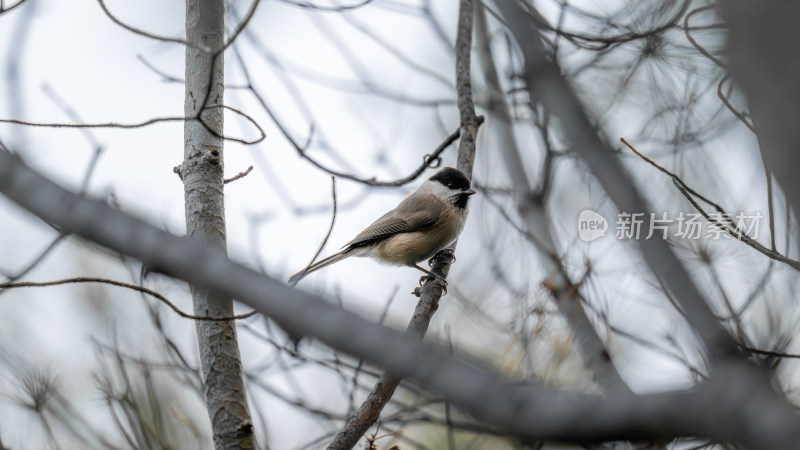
<box><xmin>0</xmin><ymin>233</ymin><xmax>67</xmax><ymax>285</ymax></box>
<box><xmin>277</xmin><ymin>0</ymin><xmax>373</xmax><ymax>12</ymax></box>
<box><xmin>741</xmin><ymin>346</ymin><xmax>800</xmax><ymax>359</ymax></box>
<box><xmin>716</xmin><ymin>75</ymin><xmax>755</xmax><ymax>133</ymax></box>
<box><xmin>136</xmin><ymin>54</ymin><xmax>184</xmax><ymax>83</ymax></box>
<box><xmin>0</xmin><ymin>277</ymin><xmax>257</xmax><ymax>321</ymax></box>
<box><xmin>0</xmin><ymin>0</ymin><xmax>27</xmax><ymax>14</ymax></box>
<box><xmin>291</xmin><ymin>127</ymin><xmax>459</xmax><ymax>187</ymax></box>
<box><xmin>0</xmin><ymin>105</ymin><xmax>265</xmax><ymax>145</ymax></box>
<box><xmin>1</xmin><ymin>85</ymin><xmax>105</xmax><ymax>285</ymax></box>
<box><xmin>96</xmin><ymin>0</ymin><xmax>204</xmax><ymax>50</ymax></box>
<box><xmin>683</xmin><ymin>5</ymin><xmax>725</xmax><ymax>68</ymax></box>
<box><xmin>620</xmin><ymin>137</ymin><xmax>800</xmax><ymax>272</ymax></box>
<box><xmin>290</xmin><ymin>177</ymin><xmax>337</xmax><ymax>286</ymax></box>
<box><xmin>339</xmin><ymin>12</ymin><xmax>453</xmax><ymax>89</ymax></box>
<box><xmin>96</xmin><ymin>0</ymin><xmax>261</xmax><ymax>54</ymax></box>
<box><xmin>230</xmin><ymin>41</ymin><xmax>459</xmax><ymax>187</ymax></box>
<box><xmin>224</xmin><ymin>165</ymin><xmax>254</xmax><ymax>184</ymax></box>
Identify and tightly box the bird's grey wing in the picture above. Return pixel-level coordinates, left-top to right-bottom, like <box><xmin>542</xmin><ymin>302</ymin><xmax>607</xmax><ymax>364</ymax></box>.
<box><xmin>344</xmin><ymin>195</ymin><xmax>444</xmax><ymax>250</ymax></box>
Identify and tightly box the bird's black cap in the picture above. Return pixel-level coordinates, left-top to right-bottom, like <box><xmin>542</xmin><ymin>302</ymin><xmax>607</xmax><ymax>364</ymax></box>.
<box><xmin>429</xmin><ymin>167</ymin><xmax>471</xmax><ymax>191</ymax></box>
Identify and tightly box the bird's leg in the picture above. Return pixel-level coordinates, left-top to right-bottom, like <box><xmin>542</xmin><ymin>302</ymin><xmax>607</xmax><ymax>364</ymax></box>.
<box><xmin>415</xmin><ymin>264</ymin><xmax>446</xmax><ymax>284</ymax></box>
<box><xmin>413</xmin><ymin>264</ymin><xmax>448</xmax><ymax>296</ymax></box>
<box><xmin>429</xmin><ymin>247</ymin><xmax>456</xmax><ymax>266</ymax></box>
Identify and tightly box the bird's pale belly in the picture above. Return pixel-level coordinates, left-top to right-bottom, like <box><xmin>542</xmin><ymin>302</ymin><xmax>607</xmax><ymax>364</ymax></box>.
<box><xmin>373</xmin><ymin>217</ymin><xmax>463</xmax><ymax>265</ymax></box>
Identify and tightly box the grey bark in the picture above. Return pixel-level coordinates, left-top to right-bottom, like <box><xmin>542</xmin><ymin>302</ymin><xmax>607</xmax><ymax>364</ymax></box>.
<box><xmin>183</xmin><ymin>0</ymin><xmax>256</xmax><ymax>448</ymax></box>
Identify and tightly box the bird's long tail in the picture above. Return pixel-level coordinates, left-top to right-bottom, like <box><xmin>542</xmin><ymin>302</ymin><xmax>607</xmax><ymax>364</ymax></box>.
<box><xmin>288</xmin><ymin>251</ymin><xmax>351</xmax><ymax>285</ymax></box>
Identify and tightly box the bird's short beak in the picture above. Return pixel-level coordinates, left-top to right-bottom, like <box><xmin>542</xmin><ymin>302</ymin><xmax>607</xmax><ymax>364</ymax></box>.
<box><xmin>464</xmin><ymin>189</ymin><xmax>476</xmax><ymax>196</ymax></box>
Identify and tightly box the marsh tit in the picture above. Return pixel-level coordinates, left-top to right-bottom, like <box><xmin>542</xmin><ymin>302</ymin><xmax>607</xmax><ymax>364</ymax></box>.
<box><xmin>288</xmin><ymin>167</ymin><xmax>475</xmax><ymax>286</ymax></box>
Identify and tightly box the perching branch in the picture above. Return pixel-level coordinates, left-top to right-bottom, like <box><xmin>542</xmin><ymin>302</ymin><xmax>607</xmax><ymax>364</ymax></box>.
<box><xmin>327</xmin><ymin>1</ymin><xmax>481</xmax><ymax>448</ymax></box>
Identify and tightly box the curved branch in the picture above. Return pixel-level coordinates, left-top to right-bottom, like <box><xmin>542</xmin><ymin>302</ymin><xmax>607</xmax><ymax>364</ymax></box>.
<box><xmin>235</xmin><ymin>45</ymin><xmax>459</xmax><ymax>186</ymax></box>
<box><xmin>277</xmin><ymin>0</ymin><xmax>372</xmax><ymax>12</ymax></box>
<box><xmin>96</xmin><ymin>0</ymin><xmax>261</xmax><ymax>53</ymax></box>
<box><xmin>716</xmin><ymin>75</ymin><xmax>755</xmax><ymax>133</ymax></box>
<box><xmin>0</xmin><ymin>277</ymin><xmax>257</xmax><ymax>321</ymax></box>
<box><xmin>0</xmin><ymin>0</ymin><xmax>29</xmax><ymax>14</ymax></box>
<box><xmin>0</xmin><ymin>105</ymin><xmax>266</xmax><ymax>145</ymax></box>
<box><xmin>290</xmin><ymin>177</ymin><xmax>337</xmax><ymax>286</ymax></box>
<box><xmin>294</xmin><ymin>126</ymin><xmax>459</xmax><ymax>187</ymax></box>
<box><xmin>683</xmin><ymin>5</ymin><xmax>725</xmax><ymax>68</ymax></box>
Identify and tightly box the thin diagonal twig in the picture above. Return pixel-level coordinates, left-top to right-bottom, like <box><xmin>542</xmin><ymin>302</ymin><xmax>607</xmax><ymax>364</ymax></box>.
<box><xmin>621</xmin><ymin>137</ymin><xmax>800</xmax><ymax>272</ymax></box>
<box><xmin>290</xmin><ymin>177</ymin><xmax>338</xmax><ymax>286</ymax></box>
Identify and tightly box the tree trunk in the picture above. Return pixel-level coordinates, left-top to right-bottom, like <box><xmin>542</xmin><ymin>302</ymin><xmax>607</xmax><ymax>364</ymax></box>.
<box><xmin>183</xmin><ymin>0</ymin><xmax>257</xmax><ymax>448</ymax></box>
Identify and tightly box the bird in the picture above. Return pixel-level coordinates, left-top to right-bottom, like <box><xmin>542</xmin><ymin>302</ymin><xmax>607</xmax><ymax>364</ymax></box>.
<box><xmin>288</xmin><ymin>167</ymin><xmax>475</xmax><ymax>287</ymax></box>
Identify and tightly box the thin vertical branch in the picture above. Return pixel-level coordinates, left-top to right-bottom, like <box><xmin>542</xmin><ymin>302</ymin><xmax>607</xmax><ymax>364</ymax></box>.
<box><xmin>183</xmin><ymin>0</ymin><xmax>257</xmax><ymax>447</ymax></box>
<box><xmin>326</xmin><ymin>1</ymin><xmax>481</xmax><ymax>448</ymax></box>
